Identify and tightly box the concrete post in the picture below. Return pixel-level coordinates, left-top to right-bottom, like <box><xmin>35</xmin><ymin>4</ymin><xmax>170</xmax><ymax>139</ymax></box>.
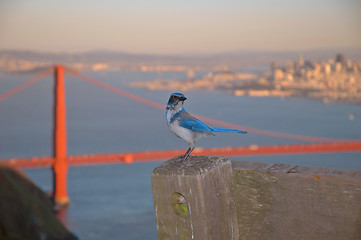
<box><xmin>151</xmin><ymin>156</ymin><xmax>239</xmax><ymax>240</ymax></box>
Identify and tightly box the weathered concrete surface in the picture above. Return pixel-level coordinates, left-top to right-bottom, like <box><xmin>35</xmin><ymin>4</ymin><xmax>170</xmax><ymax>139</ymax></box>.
<box><xmin>0</xmin><ymin>164</ymin><xmax>77</xmax><ymax>240</ymax></box>
<box><xmin>232</xmin><ymin>161</ymin><xmax>361</xmax><ymax>240</ymax></box>
<box><xmin>152</xmin><ymin>155</ymin><xmax>239</xmax><ymax>240</ymax></box>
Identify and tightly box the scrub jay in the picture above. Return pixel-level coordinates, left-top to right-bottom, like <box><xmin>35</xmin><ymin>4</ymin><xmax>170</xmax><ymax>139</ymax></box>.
<box><xmin>166</xmin><ymin>92</ymin><xmax>247</xmax><ymax>162</ymax></box>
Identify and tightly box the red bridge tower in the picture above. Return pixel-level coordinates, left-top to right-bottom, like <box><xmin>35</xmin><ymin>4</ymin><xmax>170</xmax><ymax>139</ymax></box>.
<box><xmin>52</xmin><ymin>65</ymin><xmax>69</xmax><ymax>206</ymax></box>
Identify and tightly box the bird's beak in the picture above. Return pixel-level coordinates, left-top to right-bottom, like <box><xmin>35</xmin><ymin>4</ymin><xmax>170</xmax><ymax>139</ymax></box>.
<box><xmin>180</xmin><ymin>96</ymin><xmax>187</xmax><ymax>101</ymax></box>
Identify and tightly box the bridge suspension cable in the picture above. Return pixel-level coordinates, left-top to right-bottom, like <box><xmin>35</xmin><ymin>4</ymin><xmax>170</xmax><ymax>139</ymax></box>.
<box><xmin>0</xmin><ymin>68</ymin><xmax>52</xmax><ymax>102</ymax></box>
<box><xmin>65</xmin><ymin>67</ymin><xmax>165</xmax><ymax>110</ymax></box>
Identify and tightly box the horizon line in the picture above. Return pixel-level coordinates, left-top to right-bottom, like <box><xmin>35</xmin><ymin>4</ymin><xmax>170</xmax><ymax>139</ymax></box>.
<box><xmin>1</xmin><ymin>46</ymin><xmax>361</xmax><ymax>57</ymax></box>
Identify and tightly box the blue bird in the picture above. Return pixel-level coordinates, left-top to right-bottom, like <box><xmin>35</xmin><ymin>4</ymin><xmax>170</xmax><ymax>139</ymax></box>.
<box><xmin>166</xmin><ymin>92</ymin><xmax>247</xmax><ymax>162</ymax></box>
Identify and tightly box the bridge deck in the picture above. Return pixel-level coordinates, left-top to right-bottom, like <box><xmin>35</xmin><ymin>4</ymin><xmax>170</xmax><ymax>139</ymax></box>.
<box><xmin>2</xmin><ymin>141</ymin><xmax>361</xmax><ymax>168</ymax></box>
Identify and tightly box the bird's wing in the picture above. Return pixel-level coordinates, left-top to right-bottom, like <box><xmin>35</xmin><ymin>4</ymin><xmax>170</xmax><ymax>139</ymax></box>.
<box><xmin>177</xmin><ymin>111</ymin><xmax>212</xmax><ymax>132</ymax></box>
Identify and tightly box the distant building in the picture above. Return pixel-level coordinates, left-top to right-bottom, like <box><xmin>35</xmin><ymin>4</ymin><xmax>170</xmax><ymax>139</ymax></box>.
<box><xmin>187</xmin><ymin>69</ymin><xmax>195</xmax><ymax>80</ymax></box>
<box><xmin>335</xmin><ymin>53</ymin><xmax>345</xmax><ymax>66</ymax></box>
<box><xmin>313</xmin><ymin>63</ymin><xmax>321</xmax><ymax>76</ymax></box>
<box><xmin>353</xmin><ymin>63</ymin><xmax>359</xmax><ymax>74</ymax></box>
<box><xmin>323</xmin><ymin>63</ymin><xmax>331</xmax><ymax>75</ymax></box>
<box><xmin>347</xmin><ymin>60</ymin><xmax>353</xmax><ymax>70</ymax></box>
<box><xmin>304</xmin><ymin>61</ymin><xmax>314</xmax><ymax>69</ymax></box>
<box><xmin>92</xmin><ymin>63</ymin><xmax>109</xmax><ymax>71</ymax></box>
<box><xmin>298</xmin><ymin>54</ymin><xmax>304</xmax><ymax>67</ymax></box>
<box><xmin>273</xmin><ymin>69</ymin><xmax>284</xmax><ymax>82</ymax></box>
<box><xmin>335</xmin><ymin>62</ymin><xmax>342</xmax><ymax>73</ymax></box>
<box><xmin>271</xmin><ymin>61</ymin><xmax>277</xmax><ymax>71</ymax></box>
<box><xmin>285</xmin><ymin>60</ymin><xmax>294</xmax><ymax>73</ymax></box>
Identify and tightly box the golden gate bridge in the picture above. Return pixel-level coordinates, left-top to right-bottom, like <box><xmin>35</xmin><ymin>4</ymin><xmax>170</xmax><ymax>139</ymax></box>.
<box><xmin>1</xmin><ymin>65</ymin><xmax>360</xmax><ymax>205</ymax></box>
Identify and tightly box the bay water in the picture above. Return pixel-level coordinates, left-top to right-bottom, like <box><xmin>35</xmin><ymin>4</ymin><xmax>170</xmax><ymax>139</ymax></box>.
<box><xmin>1</xmin><ymin>70</ymin><xmax>360</xmax><ymax>239</ymax></box>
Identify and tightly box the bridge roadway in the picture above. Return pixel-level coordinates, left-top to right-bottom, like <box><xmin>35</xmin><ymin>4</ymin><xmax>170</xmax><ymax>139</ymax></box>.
<box><xmin>2</xmin><ymin>141</ymin><xmax>361</xmax><ymax>169</ymax></box>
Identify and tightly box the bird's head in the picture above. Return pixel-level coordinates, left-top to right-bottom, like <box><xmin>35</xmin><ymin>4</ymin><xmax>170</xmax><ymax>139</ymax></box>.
<box><xmin>166</xmin><ymin>92</ymin><xmax>187</xmax><ymax>111</ymax></box>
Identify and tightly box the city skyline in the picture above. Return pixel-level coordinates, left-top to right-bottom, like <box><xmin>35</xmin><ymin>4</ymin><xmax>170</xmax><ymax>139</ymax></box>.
<box><xmin>0</xmin><ymin>0</ymin><xmax>361</xmax><ymax>55</ymax></box>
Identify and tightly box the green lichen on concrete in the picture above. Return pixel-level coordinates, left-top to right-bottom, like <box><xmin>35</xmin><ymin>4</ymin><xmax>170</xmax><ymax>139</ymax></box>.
<box><xmin>232</xmin><ymin>169</ymin><xmax>277</xmax><ymax>240</ymax></box>
<box><xmin>171</xmin><ymin>192</ymin><xmax>188</xmax><ymax>216</ymax></box>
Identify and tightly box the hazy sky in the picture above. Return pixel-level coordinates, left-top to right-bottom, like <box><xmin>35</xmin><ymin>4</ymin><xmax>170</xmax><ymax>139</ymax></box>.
<box><xmin>0</xmin><ymin>0</ymin><xmax>360</xmax><ymax>54</ymax></box>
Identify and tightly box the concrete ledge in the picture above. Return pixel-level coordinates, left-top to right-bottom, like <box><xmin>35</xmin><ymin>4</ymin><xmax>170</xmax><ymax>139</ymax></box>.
<box><xmin>232</xmin><ymin>161</ymin><xmax>361</xmax><ymax>240</ymax></box>
<box><xmin>152</xmin><ymin>159</ymin><xmax>361</xmax><ymax>240</ymax></box>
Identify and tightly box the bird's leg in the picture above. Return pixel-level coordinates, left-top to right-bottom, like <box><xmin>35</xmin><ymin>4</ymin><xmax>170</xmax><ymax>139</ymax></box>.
<box><xmin>177</xmin><ymin>147</ymin><xmax>194</xmax><ymax>163</ymax></box>
<box><xmin>183</xmin><ymin>147</ymin><xmax>194</xmax><ymax>161</ymax></box>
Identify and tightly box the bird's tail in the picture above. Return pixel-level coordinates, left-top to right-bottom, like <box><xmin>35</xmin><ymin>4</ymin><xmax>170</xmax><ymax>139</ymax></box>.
<box><xmin>212</xmin><ymin>128</ymin><xmax>247</xmax><ymax>134</ymax></box>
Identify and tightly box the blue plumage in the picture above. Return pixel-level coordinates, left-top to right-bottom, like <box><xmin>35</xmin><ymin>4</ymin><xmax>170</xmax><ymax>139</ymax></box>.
<box><xmin>177</xmin><ymin>112</ymin><xmax>213</xmax><ymax>133</ymax></box>
<box><xmin>166</xmin><ymin>93</ymin><xmax>247</xmax><ymax>162</ymax></box>
<box><xmin>212</xmin><ymin>128</ymin><xmax>247</xmax><ymax>134</ymax></box>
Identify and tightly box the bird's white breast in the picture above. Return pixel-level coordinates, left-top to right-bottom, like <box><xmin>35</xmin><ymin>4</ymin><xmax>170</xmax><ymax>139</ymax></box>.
<box><xmin>166</xmin><ymin>109</ymin><xmax>194</xmax><ymax>145</ymax></box>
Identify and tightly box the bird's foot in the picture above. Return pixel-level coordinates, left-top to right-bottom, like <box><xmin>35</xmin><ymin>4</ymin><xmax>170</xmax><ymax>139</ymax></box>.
<box><xmin>175</xmin><ymin>154</ymin><xmax>191</xmax><ymax>163</ymax></box>
<box><xmin>176</xmin><ymin>158</ymin><xmax>184</xmax><ymax>164</ymax></box>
